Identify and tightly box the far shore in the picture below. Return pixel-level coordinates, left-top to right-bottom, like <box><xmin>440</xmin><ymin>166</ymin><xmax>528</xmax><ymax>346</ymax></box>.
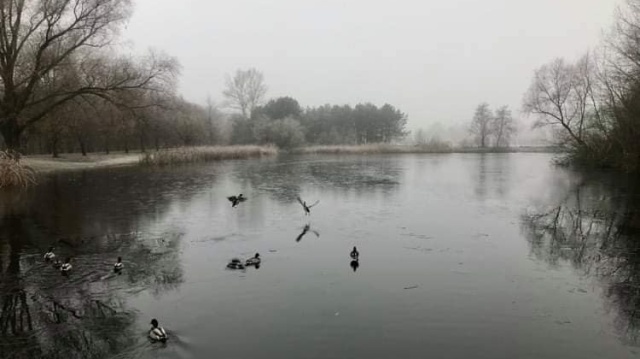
<box><xmin>21</xmin><ymin>145</ymin><xmax>560</xmax><ymax>174</ymax></box>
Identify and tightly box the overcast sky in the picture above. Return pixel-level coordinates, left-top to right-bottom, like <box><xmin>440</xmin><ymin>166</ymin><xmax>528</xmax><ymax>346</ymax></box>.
<box><xmin>123</xmin><ymin>0</ymin><xmax>619</xmax><ymax>130</ymax></box>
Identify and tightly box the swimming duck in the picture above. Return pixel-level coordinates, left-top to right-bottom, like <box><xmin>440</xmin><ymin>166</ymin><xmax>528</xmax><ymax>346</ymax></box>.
<box><xmin>44</xmin><ymin>247</ymin><xmax>55</xmax><ymax>262</ymax></box>
<box><xmin>296</xmin><ymin>196</ymin><xmax>319</xmax><ymax>216</ymax></box>
<box><xmin>149</xmin><ymin>318</ymin><xmax>168</xmax><ymax>343</ymax></box>
<box><xmin>52</xmin><ymin>259</ymin><xmax>62</xmax><ymax>269</ymax></box>
<box><xmin>227</xmin><ymin>194</ymin><xmax>247</xmax><ymax>207</ymax></box>
<box><xmin>245</xmin><ymin>253</ymin><xmax>261</xmax><ymax>266</ymax></box>
<box><xmin>114</xmin><ymin>257</ymin><xmax>124</xmax><ymax>273</ymax></box>
<box><xmin>350</xmin><ymin>246</ymin><xmax>359</xmax><ymax>260</ymax></box>
<box><xmin>227</xmin><ymin>258</ymin><xmax>245</xmax><ymax>270</ymax></box>
<box><xmin>60</xmin><ymin>257</ymin><xmax>72</xmax><ymax>276</ymax></box>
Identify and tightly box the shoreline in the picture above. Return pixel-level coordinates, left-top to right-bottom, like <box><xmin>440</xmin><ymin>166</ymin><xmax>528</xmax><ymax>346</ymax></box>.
<box><xmin>22</xmin><ymin>153</ymin><xmax>142</xmax><ymax>174</ymax></box>
<box><xmin>295</xmin><ymin>145</ymin><xmax>561</xmax><ymax>155</ymax></box>
<box><xmin>22</xmin><ymin>146</ymin><xmax>560</xmax><ymax>174</ymax></box>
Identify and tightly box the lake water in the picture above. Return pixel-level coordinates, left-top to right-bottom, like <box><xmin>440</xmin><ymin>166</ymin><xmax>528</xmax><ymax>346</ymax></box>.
<box><xmin>1</xmin><ymin>153</ymin><xmax>640</xmax><ymax>359</ymax></box>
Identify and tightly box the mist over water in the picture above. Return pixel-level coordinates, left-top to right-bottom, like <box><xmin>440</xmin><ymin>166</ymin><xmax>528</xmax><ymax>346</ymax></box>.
<box><xmin>1</xmin><ymin>153</ymin><xmax>639</xmax><ymax>358</ymax></box>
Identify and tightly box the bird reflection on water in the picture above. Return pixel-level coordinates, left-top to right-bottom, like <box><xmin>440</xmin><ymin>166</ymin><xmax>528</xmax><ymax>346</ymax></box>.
<box><xmin>295</xmin><ymin>223</ymin><xmax>320</xmax><ymax>242</ymax></box>
<box><xmin>350</xmin><ymin>259</ymin><xmax>359</xmax><ymax>272</ymax></box>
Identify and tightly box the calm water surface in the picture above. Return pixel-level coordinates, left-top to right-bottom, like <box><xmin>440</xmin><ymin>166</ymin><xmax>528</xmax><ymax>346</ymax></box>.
<box><xmin>1</xmin><ymin>153</ymin><xmax>640</xmax><ymax>358</ymax></box>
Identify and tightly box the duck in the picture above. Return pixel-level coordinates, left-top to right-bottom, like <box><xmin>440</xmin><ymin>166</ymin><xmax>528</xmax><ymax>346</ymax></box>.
<box><xmin>297</xmin><ymin>196</ymin><xmax>319</xmax><ymax>216</ymax></box>
<box><xmin>149</xmin><ymin>318</ymin><xmax>168</xmax><ymax>343</ymax></box>
<box><xmin>227</xmin><ymin>194</ymin><xmax>247</xmax><ymax>207</ymax></box>
<box><xmin>350</xmin><ymin>246</ymin><xmax>359</xmax><ymax>260</ymax></box>
<box><xmin>245</xmin><ymin>253</ymin><xmax>261</xmax><ymax>266</ymax></box>
<box><xmin>227</xmin><ymin>258</ymin><xmax>245</xmax><ymax>270</ymax></box>
<box><xmin>44</xmin><ymin>247</ymin><xmax>55</xmax><ymax>262</ymax></box>
<box><xmin>52</xmin><ymin>259</ymin><xmax>62</xmax><ymax>269</ymax></box>
<box><xmin>60</xmin><ymin>257</ymin><xmax>72</xmax><ymax>276</ymax></box>
<box><xmin>113</xmin><ymin>257</ymin><xmax>124</xmax><ymax>273</ymax></box>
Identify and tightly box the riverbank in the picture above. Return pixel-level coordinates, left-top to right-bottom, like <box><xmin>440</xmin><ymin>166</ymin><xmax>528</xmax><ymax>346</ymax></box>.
<box><xmin>295</xmin><ymin>144</ymin><xmax>562</xmax><ymax>155</ymax></box>
<box><xmin>22</xmin><ymin>145</ymin><xmax>560</xmax><ymax>174</ymax></box>
<box><xmin>22</xmin><ymin>153</ymin><xmax>142</xmax><ymax>173</ymax></box>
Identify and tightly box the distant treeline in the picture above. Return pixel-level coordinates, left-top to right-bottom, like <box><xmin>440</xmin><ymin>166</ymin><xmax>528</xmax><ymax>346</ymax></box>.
<box><xmin>0</xmin><ymin>1</ymin><xmax>408</xmax><ymax>157</ymax></box>
<box><xmin>16</xmin><ymin>95</ymin><xmax>408</xmax><ymax>156</ymax></box>
<box><xmin>524</xmin><ymin>0</ymin><xmax>640</xmax><ymax>172</ymax></box>
<box><xmin>231</xmin><ymin>97</ymin><xmax>408</xmax><ymax>149</ymax></box>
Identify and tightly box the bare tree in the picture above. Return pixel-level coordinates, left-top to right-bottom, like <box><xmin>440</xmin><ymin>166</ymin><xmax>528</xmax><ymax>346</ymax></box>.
<box><xmin>205</xmin><ymin>95</ymin><xmax>223</xmax><ymax>144</ymax></box>
<box><xmin>469</xmin><ymin>102</ymin><xmax>493</xmax><ymax>147</ymax></box>
<box><xmin>222</xmin><ymin>68</ymin><xmax>267</xmax><ymax>119</ymax></box>
<box><xmin>413</xmin><ymin>128</ymin><xmax>427</xmax><ymax>146</ymax></box>
<box><xmin>492</xmin><ymin>105</ymin><xmax>517</xmax><ymax>147</ymax></box>
<box><xmin>522</xmin><ymin>56</ymin><xmax>597</xmax><ymax>148</ymax></box>
<box><xmin>0</xmin><ymin>0</ymin><xmax>178</xmax><ymax>150</ymax></box>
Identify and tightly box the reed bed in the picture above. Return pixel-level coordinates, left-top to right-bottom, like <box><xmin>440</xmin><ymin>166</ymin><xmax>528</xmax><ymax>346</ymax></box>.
<box><xmin>296</xmin><ymin>144</ymin><xmax>559</xmax><ymax>155</ymax></box>
<box><xmin>140</xmin><ymin>145</ymin><xmax>278</xmax><ymax>166</ymax></box>
<box><xmin>0</xmin><ymin>151</ymin><xmax>36</xmax><ymax>188</ymax></box>
<box><xmin>295</xmin><ymin>143</ymin><xmax>453</xmax><ymax>155</ymax></box>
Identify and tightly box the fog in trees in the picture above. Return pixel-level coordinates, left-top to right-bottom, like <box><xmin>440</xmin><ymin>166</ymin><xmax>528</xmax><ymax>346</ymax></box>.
<box><xmin>467</xmin><ymin>103</ymin><xmax>517</xmax><ymax>148</ymax></box>
<box><xmin>223</xmin><ymin>68</ymin><xmax>268</xmax><ymax>120</ymax></box>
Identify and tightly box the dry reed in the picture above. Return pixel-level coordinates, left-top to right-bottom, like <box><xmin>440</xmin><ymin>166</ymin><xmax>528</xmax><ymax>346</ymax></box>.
<box><xmin>140</xmin><ymin>145</ymin><xmax>278</xmax><ymax>166</ymax></box>
<box><xmin>296</xmin><ymin>143</ymin><xmax>453</xmax><ymax>155</ymax></box>
<box><xmin>0</xmin><ymin>151</ymin><xmax>36</xmax><ymax>189</ymax></box>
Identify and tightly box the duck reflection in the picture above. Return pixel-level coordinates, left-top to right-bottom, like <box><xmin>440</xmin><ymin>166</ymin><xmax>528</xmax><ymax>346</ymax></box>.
<box><xmin>0</xmin><ymin>217</ymin><xmax>184</xmax><ymax>359</ymax></box>
<box><xmin>350</xmin><ymin>259</ymin><xmax>360</xmax><ymax>272</ymax></box>
<box><xmin>295</xmin><ymin>223</ymin><xmax>320</xmax><ymax>242</ymax></box>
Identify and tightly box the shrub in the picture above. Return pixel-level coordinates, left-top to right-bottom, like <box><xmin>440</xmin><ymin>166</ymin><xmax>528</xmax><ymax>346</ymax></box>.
<box><xmin>0</xmin><ymin>151</ymin><xmax>36</xmax><ymax>188</ymax></box>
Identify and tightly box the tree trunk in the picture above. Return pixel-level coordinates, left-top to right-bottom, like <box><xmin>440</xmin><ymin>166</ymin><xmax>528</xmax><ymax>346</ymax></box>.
<box><xmin>139</xmin><ymin>134</ymin><xmax>146</xmax><ymax>153</ymax></box>
<box><xmin>77</xmin><ymin>134</ymin><xmax>87</xmax><ymax>156</ymax></box>
<box><xmin>0</xmin><ymin>119</ymin><xmax>22</xmax><ymax>151</ymax></box>
<box><xmin>51</xmin><ymin>138</ymin><xmax>59</xmax><ymax>158</ymax></box>
<box><xmin>104</xmin><ymin>137</ymin><xmax>110</xmax><ymax>154</ymax></box>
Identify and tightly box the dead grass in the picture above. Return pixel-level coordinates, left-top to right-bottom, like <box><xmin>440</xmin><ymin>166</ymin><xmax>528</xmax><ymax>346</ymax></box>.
<box><xmin>0</xmin><ymin>151</ymin><xmax>36</xmax><ymax>189</ymax></box>
<box><xmin>140</xmin><ymin>145</ymin><xmax>278</xmax><ymax>166</ymax></box>
<box><xmin>22</xmin><ymin>153</ymin><xmax>142</xmax><ymax>173</ymax></box>
<box><xmin>296</xmin><ymin>144</ymin><xmax>559</xmax><ymax>155</ymax></box>
<box><xmin>296</xmin><ymin>143</ymin><xmax>453</xmax><ymax>154</ymax></box>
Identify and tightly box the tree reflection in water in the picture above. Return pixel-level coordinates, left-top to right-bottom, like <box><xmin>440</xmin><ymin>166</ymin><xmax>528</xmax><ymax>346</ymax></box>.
<box><xmin>0</xmin><ymin>174</ymin><xmax>186</xmax><ymax>358</ymax></box>
<box><xmin>522</xmin><ymin>175</ymin><xmax>640</xmax><ymax>345</ymax></box>
<box><xmin>0</xmin><ymin>224</ymin><xmax>183</xmax><ymax>358</ymax></box>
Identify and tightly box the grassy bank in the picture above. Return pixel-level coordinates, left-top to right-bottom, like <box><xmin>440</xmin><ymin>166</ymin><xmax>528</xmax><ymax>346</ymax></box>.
<box><xmin>295</xmin><ymin>144</ymin><xmax>561</xmax><ymax>155</ymax></box>
<box><xmin>140</xmin><ymin>145</ymin><xmax>278</xmax><ymax>166</ymax></box>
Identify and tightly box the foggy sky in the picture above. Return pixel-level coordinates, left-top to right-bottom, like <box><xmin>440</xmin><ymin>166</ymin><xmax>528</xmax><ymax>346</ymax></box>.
<box><xmin>124</xmin><ymin>0</ymin><xmax>619</xmax><ymax>130</ymax></box>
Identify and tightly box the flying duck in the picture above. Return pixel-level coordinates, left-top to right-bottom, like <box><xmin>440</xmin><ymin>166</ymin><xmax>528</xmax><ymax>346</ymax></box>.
<box><xmin>296</xmin><ymin>196</ymin><xmax>319</xmax><ymax>216</ymax></box>
<box><xmin>227</xmin><ymin>194</ymin><xmax>247</xmax><ymax>207</ymax></box>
